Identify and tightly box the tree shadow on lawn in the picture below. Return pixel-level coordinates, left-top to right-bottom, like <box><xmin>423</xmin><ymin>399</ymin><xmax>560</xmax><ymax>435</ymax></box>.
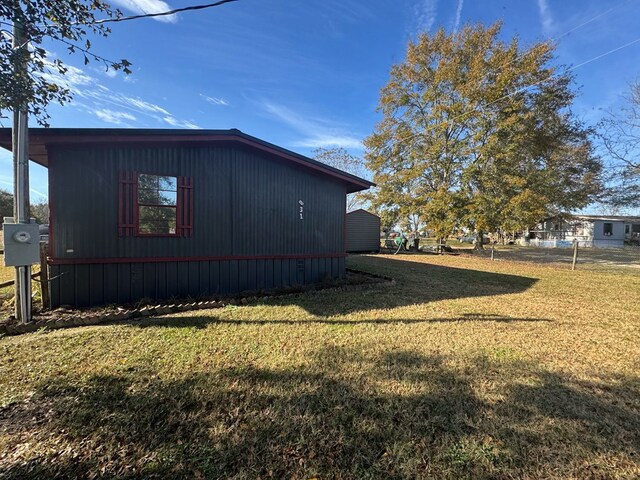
<box><xmin>128</xmin><ymin>312</ymin><xmax>552</xmax><ymax>330</ymax></box>
<box><xmin>1</xmin><ymin>348</ymin><xmax>638</xmax><ymax>479</ymax></box>
<box><xmin>266</xmin><ymin>255</ymin><xmax>539</xmax><ymax>317</ymax></box>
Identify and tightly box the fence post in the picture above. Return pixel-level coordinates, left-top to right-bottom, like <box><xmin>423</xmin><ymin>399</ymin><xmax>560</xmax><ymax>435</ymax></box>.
<box><xmin>571</xmin><ymin>240</ymin><xmax>578</xmax><ymax>271</ymax></box>
<box><xmin>39</xmin><ymin>241</ymin><xmax>50</xmax><ymax>310</ymax></box>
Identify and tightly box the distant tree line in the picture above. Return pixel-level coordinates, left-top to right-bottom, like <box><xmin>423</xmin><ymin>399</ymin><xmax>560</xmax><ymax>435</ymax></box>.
<box><xmin>0</xmin><ymin>189</ymin><xmax>49</xmax><ymax>224</ymax></box>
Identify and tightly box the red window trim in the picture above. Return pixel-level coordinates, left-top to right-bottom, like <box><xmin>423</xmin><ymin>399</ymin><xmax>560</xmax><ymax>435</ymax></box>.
<box><xmin>118</xmin><ymin>171</ymin><xmax>137</xmax><ymax>237</ymax></box>
<box><xmin>119</xmin><ymin>171</ymin><xmax>193</xmax><ymax>238</ymax></box>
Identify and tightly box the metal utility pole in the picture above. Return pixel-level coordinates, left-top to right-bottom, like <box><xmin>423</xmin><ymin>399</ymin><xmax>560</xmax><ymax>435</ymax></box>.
<box><xmin>12</xmin><ymin>5</ymin><xmax>32</xmax><ymax>322</ymax></box>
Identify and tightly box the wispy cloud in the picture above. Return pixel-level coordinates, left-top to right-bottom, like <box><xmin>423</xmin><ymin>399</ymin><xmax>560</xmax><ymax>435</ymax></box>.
<box><xmin>536</xmin><ymin>0</ymin><xmax>554</xmax><ymax>35</ymax></box>
<box><xmin>414</xmin><ymin>0</ymin><xmax>438</xmax><ymax>35</ymax></box>
<box><xmin>294</xmin><ymin>135</ymin><xmax>363</xmax><ymax>149</ymax></box>
<box><xmin>40</xmin><ymin>56</ymin><xmax>198</xmax><ymax>129</ymax></box>
<box><xmin>200</xmin><ymin>94</ymin><xmax>229</xmax><ymax>106</ymax></box>
<box><xmin>262</xmin><ymin>101</ymin><xmax>362</xmax><ymax>149</ymax></box>
<box><xmin>123</xmin><ymin>97</ymin><xmax>171</xmax><ymax>115</ymax></box>
<box><xmin>95</xmin><ymin>109</ymin><xmax>136</xmax><ymax>125</ymax></box>
<box><xmin>40</xmin><ymin>63</ymin><xmax>93</xmax><ymax>90</ymax></box>
<box><xmin>163</xmin><ymin>116</ymin><xmax>199</xmax><ymax>129</ymax></box>
<box><xmin>0</xmin><ymin>178</ymin><xmax>46</xmax><ymax>200</ymax></box>
<box><xmin>109</xmin><ymin>0</ymin><xmax>177</xmax><ymax>23</ymax></box>
<box><xmin>453</xmin><ymin>0</ymin><xmax>463</xmax><ymax>33</ymax></box>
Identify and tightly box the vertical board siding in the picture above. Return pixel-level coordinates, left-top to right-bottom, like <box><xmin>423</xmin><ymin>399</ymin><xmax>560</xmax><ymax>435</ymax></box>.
<box><xmin>49</xmin><ymin>144</ymin><xmax>345</xmax><ymax>260</ymax></box>
<box><xmin>46</xmin><ymin>257</ymin><xmax>344</xmax><ymax>308</ymax></box>
<box><xmin>48</xmin><ymin>142</ymin><xmax>349</xmax><ymax>307</ymax></box>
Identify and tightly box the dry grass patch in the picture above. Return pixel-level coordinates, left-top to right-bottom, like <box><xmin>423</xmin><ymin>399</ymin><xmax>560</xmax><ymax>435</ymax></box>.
<box><xmin>0</xmin><ymin>254</ymin><xmax>638</xmax><ymax>479</ymax></box>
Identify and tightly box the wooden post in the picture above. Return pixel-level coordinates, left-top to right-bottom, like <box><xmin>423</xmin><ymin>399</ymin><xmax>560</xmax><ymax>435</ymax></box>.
<box><xmin>571</xmin><ymin>240</ymin><xmax>578</xmax><ymax>271</ymax></box>
<box><xmin>39</xmin><ymin>241</ymin><xmax>50</xmax><ymax>310</ymax></box>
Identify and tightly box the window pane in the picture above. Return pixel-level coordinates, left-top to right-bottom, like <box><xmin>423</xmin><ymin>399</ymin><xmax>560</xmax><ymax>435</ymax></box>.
<box><xmin>603</xmin><ymin>223</ymin><xmax>613</xmax><ymax>235</ymax></box>
<box><xmin>139</xmin><ymin>206</ymin><xmax>176</xmax><ymax>234</ymax></box>
<box><xmin>138</xmin><ymin>174</ymin><xmax>160</xmax><ymax>190</ymax></box>
<box><xmin>138</xmin><ymin>174</ymin><xmax>177</xmax><ymax>206</ymax></box>
<box><xmin>633</xmin><ymin>224</ymin><xmax>640</xmax><ymax>233</ymax></box>
<box><xmin>156</xmin><ymin>190</ymin><xmax>177</xmax><ymax>205</ymax></box>
<box><xmin>138</xmin><ymin>188</ymin><xmax>176</xmax><ymax>206</ymax></box>
<box><xmin>159</xmin><ymin>176</ymin><xmax>177</xmax><ymax>191</ymax></box>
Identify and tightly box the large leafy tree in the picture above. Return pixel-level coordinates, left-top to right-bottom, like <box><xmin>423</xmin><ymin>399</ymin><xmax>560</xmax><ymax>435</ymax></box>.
<box><xmin>0</xmin><ymin>0</ymin><xmax>131</xmax><ymax>126</ymax></box>
<box><xmin>364</xmin><ymin>23</ymin><xmax>602</xmax><ymax>247</ymax></box>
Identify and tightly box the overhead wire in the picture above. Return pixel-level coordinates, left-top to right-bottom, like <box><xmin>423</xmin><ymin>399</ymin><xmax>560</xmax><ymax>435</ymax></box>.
<box><xmin>88</xmin><ymin>0</ymin><xmax>240</xmax><ymax>24</ymax></box>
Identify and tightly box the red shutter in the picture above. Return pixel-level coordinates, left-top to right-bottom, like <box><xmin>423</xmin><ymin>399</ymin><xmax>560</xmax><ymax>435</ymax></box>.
<box><xmin>177</xmin><ymin>176</ymin><xmax>193</xmax><ymax>237</ymax></box>
<box><xmin>118</xmin><ymin>171</ymin><xmax>137</xmax><ymax>236</ymax></box>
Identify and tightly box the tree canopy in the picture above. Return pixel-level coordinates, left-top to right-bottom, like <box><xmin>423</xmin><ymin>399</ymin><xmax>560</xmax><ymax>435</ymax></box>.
<box><xmin>364</xmin><ymin>23</ymin><xmax>602</xmax><ymax>244</ymax></box>
<box><xmin>1</xmin><ymin>0</ymin><xmax>131</xmax><ymax>125</ymax></box>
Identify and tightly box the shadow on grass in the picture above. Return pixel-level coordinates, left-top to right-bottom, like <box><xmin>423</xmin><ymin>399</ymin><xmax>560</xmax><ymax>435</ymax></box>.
<box><xmin>1</xmin><ymin>348</ymin><xmax>638</xmax><ymax>479</ymax></box>
<box><xmin>265</xmin><ymin>255</ymin><xmax>538</xmax><ymax>316</ymax></box>
<box><xmin>127</xmin><ymin>312</ymin><xmax>552</xmax><ymax>330</ymax></box>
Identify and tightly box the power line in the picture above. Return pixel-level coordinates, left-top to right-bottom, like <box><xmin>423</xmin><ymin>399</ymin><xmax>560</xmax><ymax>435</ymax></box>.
<box><xmin>552</xmin><ymin>0</ymin><xmax>629</xmax><ymax>43</ymax></box>
<box><xmin>92</xmin><ymin>0</ymin><xmax>240</xmax><ymax>24</ymax></box>
<box><xmin>455</xmin><ymin>35</ymin><xmax>640</xmax><ymax>123</ymax></box>
<box><xmin>482</xmin><ymin>0</ymin><xmax>629</xmax><ymax>81</ymax></box>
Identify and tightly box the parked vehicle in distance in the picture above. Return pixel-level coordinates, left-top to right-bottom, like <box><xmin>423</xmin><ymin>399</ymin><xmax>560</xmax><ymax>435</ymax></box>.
<box><xmin>458</xmin><ymin>234</ymin><xmax>490</xmax><ymax>244</ymax></box>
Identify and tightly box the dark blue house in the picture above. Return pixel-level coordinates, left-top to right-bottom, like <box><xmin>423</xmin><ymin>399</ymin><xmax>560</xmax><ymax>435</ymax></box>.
<box><xmin>0</xmin><ymin>128</ymin><xmax>373</xmax><ymax>307</ymax></box>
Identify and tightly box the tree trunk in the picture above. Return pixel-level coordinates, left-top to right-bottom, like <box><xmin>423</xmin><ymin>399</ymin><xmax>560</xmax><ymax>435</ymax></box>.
<box><xmin>474</xmin><ymin>230</ymin><xmax>485</xmax><ymax>250</ymax></box>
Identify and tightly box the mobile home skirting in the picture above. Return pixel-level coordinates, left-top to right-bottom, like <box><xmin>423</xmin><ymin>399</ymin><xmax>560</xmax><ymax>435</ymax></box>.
<box><xmin>49</xmin><ymin>255</ymin><xmax>346</xmax><ymax>307</ymax></box>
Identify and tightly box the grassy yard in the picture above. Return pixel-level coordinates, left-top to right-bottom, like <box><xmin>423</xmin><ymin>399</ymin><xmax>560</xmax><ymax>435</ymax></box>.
<box><xmin>1</xmin><ymin>254</ymin><xmax>639</xmax><ymax>479</ymax></box>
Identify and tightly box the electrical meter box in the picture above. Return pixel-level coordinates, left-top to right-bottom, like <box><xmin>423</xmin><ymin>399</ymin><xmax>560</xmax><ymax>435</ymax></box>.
<box><xmin>3</xmin><ymin>218</ymin><xmax>40</xmax><ymax>267</ymax></box>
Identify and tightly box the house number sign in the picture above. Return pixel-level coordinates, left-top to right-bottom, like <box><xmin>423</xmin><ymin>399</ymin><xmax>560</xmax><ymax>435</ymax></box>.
<box><xmin>299</xmin><ymin>200</ymin><xmax>304</xmax><ymax>220</ymax></box>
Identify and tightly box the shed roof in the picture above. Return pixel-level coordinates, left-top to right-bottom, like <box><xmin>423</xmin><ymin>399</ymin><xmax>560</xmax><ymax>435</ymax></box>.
<box><xmin>346</xmin><ymin>209</ymin><xmax>380</xmax><ymax>218</ymax></box>
<box><xmin>0</xmin><ymin>128</ymin><xmax>374</xmax><ymax>193</ymax></box>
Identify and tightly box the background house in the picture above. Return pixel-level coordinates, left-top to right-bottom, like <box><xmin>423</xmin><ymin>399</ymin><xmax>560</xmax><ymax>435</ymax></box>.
<box><xmin>0</xmin><ymin>128</ymin><xmax>373</xmax><ymax>307</ymax></box>
<box><xmin>345</xmin><ymin>209</ymin><xmax>381</xmax><ymax>253</ymax></box>
<box><xmin>530</xmin><ymin>215</ymin><xmax>640</xmax><ymax>248</ymax></box>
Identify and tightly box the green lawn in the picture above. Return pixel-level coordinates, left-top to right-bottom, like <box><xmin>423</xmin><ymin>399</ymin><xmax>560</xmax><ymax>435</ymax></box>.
<box><xmin>1</xmin><ymin>254</ymin><xmax>639</xmax><ymax>479</ymax></box>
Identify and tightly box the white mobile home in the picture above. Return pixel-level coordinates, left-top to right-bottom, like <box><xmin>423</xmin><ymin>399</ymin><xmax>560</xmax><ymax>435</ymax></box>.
<box><xmin>530</xmin><ymin>215</ymin><xmax>640</xmax><ymax>248</ymax></box>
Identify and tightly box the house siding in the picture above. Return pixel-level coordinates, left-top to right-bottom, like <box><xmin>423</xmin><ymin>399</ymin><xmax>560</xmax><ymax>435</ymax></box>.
<box><xmin>48</xmin><ymin>143</ymin><xmax>347</xmax><ymax>307</ymax></box>
<box><xmin>49</xmin><ymin>257</ymin><xmax>346</xmax><ymax>308</ymax></box>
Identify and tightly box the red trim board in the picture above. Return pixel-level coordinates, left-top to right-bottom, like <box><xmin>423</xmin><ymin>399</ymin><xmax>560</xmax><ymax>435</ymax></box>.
<box><xmin>49</xmin><ymin>253</ymin><xmax>348</xmax><ymax>265</ymax></box>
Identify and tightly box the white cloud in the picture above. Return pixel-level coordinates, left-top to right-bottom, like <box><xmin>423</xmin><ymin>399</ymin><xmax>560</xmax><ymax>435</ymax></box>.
<box><xmin>109</xmin><ymin>0</ymin><xmax>177</xmax><ymax>23</ymax></box>
<box><xmin>40</xmin><ymin>62</ymin><xmax>94</xmax><ymax>94</ymax></box>
<box><xmin>294</xmin><ymin>135</ymin><xmax>363</xmax><ymax>149</ymax></box>
<box><xmin>536</xmin><ymin>0</ymin><xmax>554</xmax><ymax>34</ymax></box>
<box><xmin>39</xmin><ymin>54</ymin><xmax>199</xmax><ymax>130</ymax></box>
<box><xmin>163</xmin><ymin>116</ymin><xmax>199</xmax><ymax>129</ymax></box>
<box><xmin>122</xmin><ymin>97</ymin><xmax>171</xmax><ymax>115</ymax></box>
<box><xmin>95</xmin><ymin>109</ymin><xmax>137</xmax><ymax>125</ymax></box>
<box><xmin>262</xmin><ymin>101</ymin><xmax>362</xmax><ymax>150</ymax></box>
<box><xmin>200</xmin><ymin>94</ymin><xmax>229</xmax><ymax>106</ymax></box>
<box><xmin>453</xmin><ymin>0</ymin><xmax>463</xmax><ymax>33</ymax></box>
<box><xmin>414</xmin><ymin>0</ymin><xmax>438</xmax><ymax>34</ymax></box>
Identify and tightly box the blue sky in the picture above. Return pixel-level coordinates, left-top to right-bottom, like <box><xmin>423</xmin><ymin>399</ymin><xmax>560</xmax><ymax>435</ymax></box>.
<box><xmin>2</xmin><ymin>0</ymin><xmax>640</xmax><ymax>211</ymax></box>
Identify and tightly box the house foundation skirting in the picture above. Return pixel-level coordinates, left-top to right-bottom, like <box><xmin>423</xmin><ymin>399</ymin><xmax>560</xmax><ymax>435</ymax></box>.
<box><xmin>49</xmin><ymin>256</ymin><xmax>346</xmax><ymax>308</ymax></box>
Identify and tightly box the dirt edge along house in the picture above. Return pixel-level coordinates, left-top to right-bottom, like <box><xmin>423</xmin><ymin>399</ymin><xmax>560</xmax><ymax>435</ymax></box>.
<box><xmin>0</xmin><ymin>128</ymin><xmax>374</xmax><ymax>307</ymax></box>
